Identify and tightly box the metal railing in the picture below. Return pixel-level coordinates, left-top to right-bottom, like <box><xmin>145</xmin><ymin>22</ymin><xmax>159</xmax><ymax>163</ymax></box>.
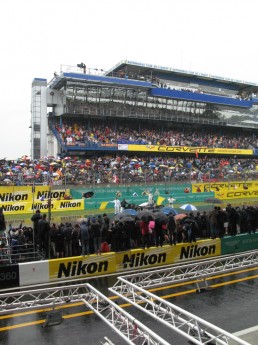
<box><xmin>0</xmin><ymin>241</ymin><xmax>43</xmax><ymax>264</ymax></box>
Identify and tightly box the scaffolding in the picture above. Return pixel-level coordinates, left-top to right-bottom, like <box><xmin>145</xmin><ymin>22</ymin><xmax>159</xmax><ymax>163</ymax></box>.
<box><xmin>110</xmin><ymin>277</ymin><xmax>250</xmax><ymax>345</ymax></box>
<box><xmin>113</xmin><ymin>250</ymin><xmax>258</xmax><ymax>292</ymax></box>
<box><xmin>0</xmin><ymin>283</ymin><xmax>169</xmax><ymax>345</ymax></box>
<box><xmin>0</xmin><ymin>251</ymin><xmax>255</xmax><ymax>344</ymax></box>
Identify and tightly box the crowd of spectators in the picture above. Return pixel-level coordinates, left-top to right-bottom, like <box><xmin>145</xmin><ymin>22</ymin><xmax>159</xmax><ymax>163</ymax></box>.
<box><xmin>114</xmin><ymin>72</ymin><xmax>255</xmax><ymax>100</ymax></box>
<box><xmin>153</xmin><ymin>80</ymin><xmax>255</xmax><ymax>100</ymax></box>
<box><xmin>54</xmin><ymin>121</ymin><xmax>258</xmax><ymax>149</ymax></box>
<box><xmin>0</xmin><ymin>224</ymin><xmax>40</xmax><ymax>264</ymax></box>
<box><xmin>1</xmin><ymin>153</ymin><xmax>258</xmax><ymax>186</ymax></box>
<box><xmin>0</xmin><ymin>122</ymin><xmax>258</xmax><ymax>186</ymax></box>
<box><xmin>1</xmin><ymin>204</ymin><xmax>258</xmax><ymax>263</ymax></box>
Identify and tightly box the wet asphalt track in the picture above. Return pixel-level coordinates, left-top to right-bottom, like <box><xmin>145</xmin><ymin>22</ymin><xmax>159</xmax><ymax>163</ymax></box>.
<box><xmin>0</xmin><ymin>266</ymin><xmax>258</xmax><ymax>345</ymax></box>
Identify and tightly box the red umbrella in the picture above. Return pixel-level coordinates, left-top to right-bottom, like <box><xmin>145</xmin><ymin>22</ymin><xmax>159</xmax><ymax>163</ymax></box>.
<box><xmin>174</xmin><ymin>213</ymin><xmax>187</xmax><ymax>221</ymax></box>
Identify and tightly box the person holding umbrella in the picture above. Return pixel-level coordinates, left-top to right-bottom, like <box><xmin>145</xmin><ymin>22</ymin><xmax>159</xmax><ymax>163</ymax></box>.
<box><xmin>154</xmin><ymin>218</ymin><xmax>165</xmax><ymax>247</ymax></box>
<box><xmin>31</xmin><ymin>209</ymin><xmax>42</xmax><ymax>250</ymax></box>
<box><xmin>140</xmin><ymin>220</ymin><xmax>150</xmax><ymax>249</ymax></box>
<box><xmin>209</xmin><ymin>207</ymin><xmax>219</xmax><ymax>239</ymax></box>
<box><xmin>185</xmin><ymin>219</ymin><xmax>198</xmax><ymax>243</ymax></box>
<box><xmin>175</xmin><ymin>220</ymin><xmax>185</xmax><ymax>243</ymax></box>
<box><xmin>167</xmin><ymin>212</ymin><xmax>177</xmax><ymax>246</ymax></box>
<box><xmin>0</xmin><ymin>207</ymin><xmax>6</xmax><ymax>245</ymax></box>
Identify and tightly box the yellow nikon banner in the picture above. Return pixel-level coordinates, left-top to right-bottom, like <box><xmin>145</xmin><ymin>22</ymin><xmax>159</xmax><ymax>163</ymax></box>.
<box><xmin>0</xmin><ymin>201</ymin><xmax>29</xmax><ymax>215</ymax></box>
<box><xmin>49</xmin><ymin>253</ymin><xmax>117</xmax><ymax>281</ymax></box>
<box><xmin>128</xmin><ymin>144</ymin><xmax>253</xmax><ymax>155</ymax></box>
<box><xmin>47</xmin><ymin>239</ymin><xmax>222</xmax><ymax>283</ymax></box>
<box><xmin>0</xmin><ymin>198</ymin><xmax>84</xmax><ymax>215</ymax></box>
<box><xmin>0</xmin><ymin>185</ymin><xmax>70</xmax><ymax>203</ymax></box>
<box><xmin>173</xmin><ymin>239</ymin><xmax>221</xmax><ymax>263</ymax></box>
<box><xmin>52</xmin><ymin>199</ymin><xmax>84</xmax><ymax>212</ymax></box>
<box><xmin>116</xmin><ymin>246</ymin><xmax>174</xmax><ymax>272</ymax></box>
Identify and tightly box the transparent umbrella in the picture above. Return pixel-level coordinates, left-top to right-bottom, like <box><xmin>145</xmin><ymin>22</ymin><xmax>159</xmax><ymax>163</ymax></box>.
<box><xmin>180</xmin><ymin>204</ymin><xmax>198</xmax><ymax>212</ymax></box>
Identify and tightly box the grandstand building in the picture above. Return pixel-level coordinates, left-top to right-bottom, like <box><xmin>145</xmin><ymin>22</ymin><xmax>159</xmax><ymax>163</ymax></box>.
<box><xmin>30</xmin><ymin>60</ymin><xmax>258</xmax><ymax>159</ymax></box>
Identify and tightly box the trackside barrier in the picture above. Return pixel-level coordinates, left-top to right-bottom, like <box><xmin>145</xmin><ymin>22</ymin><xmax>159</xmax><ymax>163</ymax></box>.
<box><xmin>0</xmin><ymin>264</ymin><xmax>19</xmax><ymax>288</ymax></box>
<box><xmin>70</xmin><ymin>183</ymin><xmax>191</xmax><ymax>199</ymax></box>
<box><xmin>221</xmin><ymin>233</ymin><xmax>258</xmax><ymax>255</ymax></box>
<box><xmin>0</xmin><ymin>199</ymin><xmax>84</xmax><ymax>215</ymax></box>
<box><xmin>83</xmin><ymin>192</ymin><xmax>213</xmax><ymax>211</ymax></box>
<box><xmin>1</xmin><ymin>179</ymin><xmax>258</xmax><ymax>215</ymax></box>
<box><xmin>0</xmin><ymin>233</ymin><xmax>258</xmax><ymax>288</ymax></box>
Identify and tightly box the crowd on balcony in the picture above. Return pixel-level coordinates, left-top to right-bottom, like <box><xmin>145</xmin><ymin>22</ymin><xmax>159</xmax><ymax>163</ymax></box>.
<box><xmin>54</xmin><ymin>121</ymin><xmax>258</xmax><ymax>149</ymax></box>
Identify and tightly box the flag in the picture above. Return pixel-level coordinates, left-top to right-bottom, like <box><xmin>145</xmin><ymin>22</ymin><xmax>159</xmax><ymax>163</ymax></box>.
<box><xmin>99</xmin><ymin>201</ymin><xmax>109</xmax><ymax>210</ymax></box>
<box><xmin>156</xmin><ymin>196</ymin><xmax>165</xmax><ymax>206</ymax></box>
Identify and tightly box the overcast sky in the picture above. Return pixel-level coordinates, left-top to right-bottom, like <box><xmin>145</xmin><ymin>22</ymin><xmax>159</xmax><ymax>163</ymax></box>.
<box><xmin>1</xmin><ymin>0</ymin><xmax>258</xmax><ymax>160</ymax></box>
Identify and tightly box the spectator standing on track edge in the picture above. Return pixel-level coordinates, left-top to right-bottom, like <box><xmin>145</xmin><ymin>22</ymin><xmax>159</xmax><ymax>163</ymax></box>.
<box><xmin>38</xmin><ymin>214</ymin><xmax>50</xmax><ymax>259</ymax></box>
<box><xmin>31</xmin><ymin>210</ymin><xmax>42</xmax><ymax>250</ymax></box>
<box><xmin>0</xmin><ymin>207</ymin><xmax>6</xmax><ymax>245</ymax></box>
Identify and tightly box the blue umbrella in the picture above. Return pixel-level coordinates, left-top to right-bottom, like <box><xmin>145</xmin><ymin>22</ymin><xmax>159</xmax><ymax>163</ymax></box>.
<box><xmin>160</xmin><ymin>207</ymin><xmax>178</xmax><ymax>216</ymax></box>
<box><xmin>180</xmin><ymin>204</ymin><xmax>198</xmax><ymax>211</ymax></box>
<box><xmin>123</xmin><ymin>208</ymin><xmax>138</xmax><ymax>216</ymax></box>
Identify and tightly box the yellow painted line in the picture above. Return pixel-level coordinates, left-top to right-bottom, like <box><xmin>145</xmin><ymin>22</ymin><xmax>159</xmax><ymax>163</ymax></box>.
<box><xmin>0</xmin><ymin>311</ymin><xmax>94</xmax><ymax>331</ymax></box>
<box><xmin>1</xmin><ymin>266</ymin><xmax>257</xmax><ymax>320</ymax></box>
<box><xmin>211</xmin><ymin>274</ymin><xmax>258</xmax><ymax>288</ymax></box>
<box><xmin>147</xmin><ymin>266</ymin><xmax>258</xmax><ymax>292</ymax></box>
<box><xmin>3</xmin><ymin>266</ymin><xmax>258</xmax><ymax>319</ymax></box>
<box><xmin>145</xmin><ymin>273</ymin><xmax>258</xmax><ymax>301</ymax></box>
<box><xmin>0</xmin><ymin>320</ymin><xmax>45</xmax><ymax>331</ymax></box>
<box><xmin>0</xmin><ymin>268</ymin><xmax>258</xmax><ymax>331</ymax></box>
<box><xmin>0</xmin><ymin>302</ymin><xmax>84</xmax><ymax>320</ymax></box>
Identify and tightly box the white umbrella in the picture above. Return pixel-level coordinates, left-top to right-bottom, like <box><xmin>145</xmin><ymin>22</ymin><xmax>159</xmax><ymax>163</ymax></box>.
<box><xmin>139</xmin><ymin>202</ymin><xmax>149</xmax><ymax>207</ymax></box>
<box><xmin>180</xmin><ymin>204</ymin><xmax>198</xmax><ymax>211</ymax></box>
<box><xmin>3</xmin><ymin>178</ymin><xmax>12</xmax><ymax>183</ymax></box>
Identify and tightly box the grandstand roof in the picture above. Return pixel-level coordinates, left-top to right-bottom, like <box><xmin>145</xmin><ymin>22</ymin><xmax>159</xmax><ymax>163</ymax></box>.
<box><xmin>49</xmin><ymin>72</ymin><xmax>152</xmax><ymax>90</ymax></box>
<box><xmin>106</xmin><ymin>59</ymin><xmax>258</xmax><ymax>93</ymax></box>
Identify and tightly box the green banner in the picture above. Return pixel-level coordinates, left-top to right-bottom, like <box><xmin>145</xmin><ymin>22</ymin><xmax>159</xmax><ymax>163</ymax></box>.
<box><xmin>221</xmin><ymin>233</ymin><xmax>258</xmax><ymax>255</ymax></box>
<box><xmin>71</xmin><ymin>183</ymin><xmax>192</xmax><ymax>200</ymax></box>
